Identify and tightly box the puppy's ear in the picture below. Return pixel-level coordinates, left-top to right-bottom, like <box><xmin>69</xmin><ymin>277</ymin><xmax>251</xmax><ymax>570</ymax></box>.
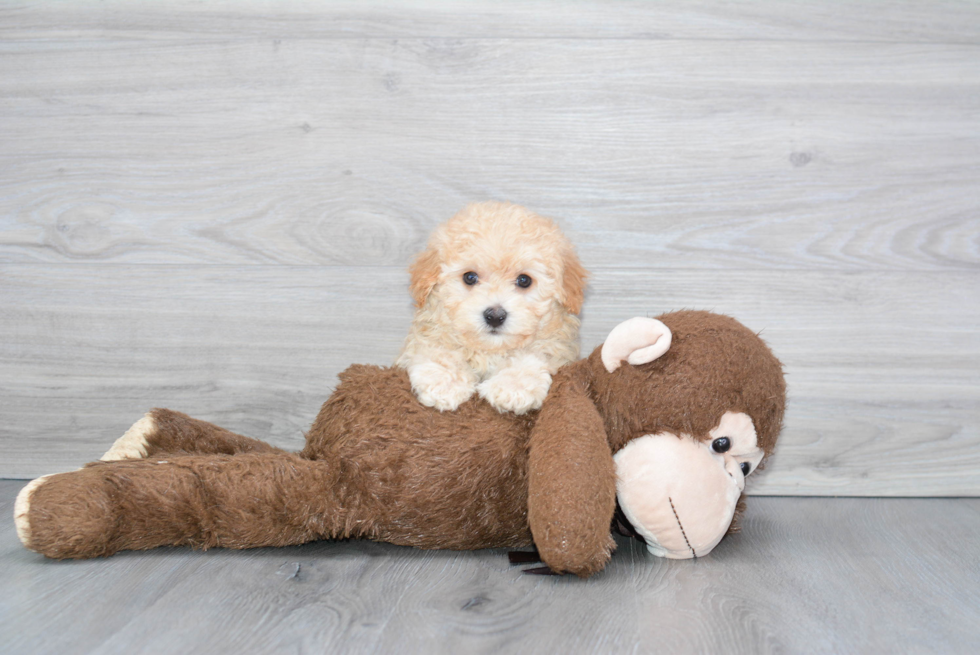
<box><xmin>408</xmin><ymin>246</ymin><xmax>442</xmax><ymax>308</ymax></box>
<box><xmin>560</xmin><ymin>249</ymin><xmax>588</xmax><ymax>315</ymax></box>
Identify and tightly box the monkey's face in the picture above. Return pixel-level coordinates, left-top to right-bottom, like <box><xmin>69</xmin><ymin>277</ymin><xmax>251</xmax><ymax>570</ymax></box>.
<box><xmin>598</xmin><ymin>313</ymin><xmax>783</xmax><ymax>559</ymax></box>
<box><xmin>612</xmin><ymin>411</ymin><xmax>764</xmax><ymax>559</ymax></box>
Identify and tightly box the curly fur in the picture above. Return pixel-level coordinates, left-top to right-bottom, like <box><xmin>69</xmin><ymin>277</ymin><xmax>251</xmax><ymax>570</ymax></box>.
<box><xmin>396</xmin><ymin>202</ymin><xmax>588</xmax><ymax>414</ymax></box>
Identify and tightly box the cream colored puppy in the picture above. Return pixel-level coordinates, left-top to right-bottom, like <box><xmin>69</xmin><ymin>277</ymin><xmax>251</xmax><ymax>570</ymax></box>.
<box><xmin>396</xmin><ymin>202</ymin><xmax>588</xmax><ymax>415</ymax></box>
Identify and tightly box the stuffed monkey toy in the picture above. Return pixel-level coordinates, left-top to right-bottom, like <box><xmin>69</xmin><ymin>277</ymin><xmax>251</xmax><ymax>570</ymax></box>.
<box><xmin>14</xmin><ymin>311</ymin><xmax>785</xmax><ymax>577</ymax></box>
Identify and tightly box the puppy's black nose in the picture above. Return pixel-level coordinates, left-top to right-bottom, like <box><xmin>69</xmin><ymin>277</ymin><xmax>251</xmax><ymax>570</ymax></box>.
<box><xmin>483</xmin><ymin>306</ymin><xmax>508</xmax><ymax>328</ymax></box>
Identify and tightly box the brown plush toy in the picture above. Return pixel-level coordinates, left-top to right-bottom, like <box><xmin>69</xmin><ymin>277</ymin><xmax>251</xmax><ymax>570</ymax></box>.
<box><xmin>14</xmin><ymin>311</ymin><xmax>785</xmax><ymax>577</ymax></box>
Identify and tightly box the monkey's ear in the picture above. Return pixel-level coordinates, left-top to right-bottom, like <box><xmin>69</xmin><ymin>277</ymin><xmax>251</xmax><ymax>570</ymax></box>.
<box><xmin>408</xmin><ymin>246</ymin><xmax>442</xmax><ymax>308</ymax></box>
<box><xmin>559</xmin><ymin>249</ymin><xmax>588</xmax><ymax>315</ymax></box>
<box><xmin>601</xmin><ymin>317</ymin><xmax>672</xmax><ymax>373</ymax></box>
<box><xmin>527</xmin><ymin>370</ymin><xmax>616</xmax><ymax>577</ymax></box>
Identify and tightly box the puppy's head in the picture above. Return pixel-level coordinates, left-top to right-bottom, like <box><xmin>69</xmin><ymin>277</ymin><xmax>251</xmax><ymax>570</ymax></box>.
<box><xmin>409</xmin><ymin>202</ymin><xmax>588</xmax><ymax>352</ymax></box>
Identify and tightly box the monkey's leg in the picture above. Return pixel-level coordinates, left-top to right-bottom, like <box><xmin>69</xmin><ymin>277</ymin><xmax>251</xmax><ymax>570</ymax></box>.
<box><xmin>101</xmin><ymin>408</ymin><xmax>286</xmax><ymax>461</ymax></box>
<box><xmin>16</xmin><ymin>452</ymin><xmax>350</xmax><ymax>559</ymax></box>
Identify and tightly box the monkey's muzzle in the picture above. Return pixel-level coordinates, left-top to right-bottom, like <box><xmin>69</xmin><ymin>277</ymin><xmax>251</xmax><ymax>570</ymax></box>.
<box><xmin>613</xmin><ymin>433</ymin><xmax>745</xmax><ymax>559</ymax></box>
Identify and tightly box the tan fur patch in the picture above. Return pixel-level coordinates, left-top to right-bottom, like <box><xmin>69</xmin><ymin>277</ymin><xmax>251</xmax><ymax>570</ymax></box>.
<box><xmin>14</xmin><ymin>475</ymin><xmax>52</xmax><ymax>549</ymax></box>
<box><xmin>100</xmin><ymin>414</ymin><xmax>156</xmax><ymax>461</ymax></box>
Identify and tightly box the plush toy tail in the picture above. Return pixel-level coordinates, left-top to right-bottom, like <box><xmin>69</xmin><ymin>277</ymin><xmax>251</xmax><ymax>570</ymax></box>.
<box><xmin>16</xmin><ymin>452</ymin><xmax>349</xmax><ymax>559</ymax></box>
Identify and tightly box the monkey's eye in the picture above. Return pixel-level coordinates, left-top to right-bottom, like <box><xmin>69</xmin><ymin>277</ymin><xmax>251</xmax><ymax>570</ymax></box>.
<box><xmin>516</xmin><ymin>274</ymin><xmax>533</xmax><ymax>288</ymax></box>
<box><xmin>741</xmin><ymin>462</ymin><xmax>752</xmax><ymax>476</ymax></box>
<box><xmin>462</xmin><ymin>271</ymin><xmax>479</xmax><ymax>286</ymax></box>
<box><xmin>711</xmin><ymin>437</ymin><xmax>732</xmax><ymax>453</ymax></box>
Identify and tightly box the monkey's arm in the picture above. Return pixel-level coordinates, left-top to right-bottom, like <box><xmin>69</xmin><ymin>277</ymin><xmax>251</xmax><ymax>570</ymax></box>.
<box><xmin>526</xmin><ymin>369</ymin><xmax>617</xmax><ymax>577</ymax></box>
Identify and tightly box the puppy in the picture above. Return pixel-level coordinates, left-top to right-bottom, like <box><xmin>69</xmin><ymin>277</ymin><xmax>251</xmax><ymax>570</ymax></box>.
<box><xmin>396</xmin><ymin>201</ymin><xmax>588</xmax><ymax>415</ymax></box>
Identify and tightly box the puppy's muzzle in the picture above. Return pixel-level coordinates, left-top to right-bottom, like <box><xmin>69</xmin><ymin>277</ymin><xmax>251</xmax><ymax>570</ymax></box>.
<box><xmin>483</xmin><ymin>306</ymin><xmax>508</xmax><ymax>329</ymax></box>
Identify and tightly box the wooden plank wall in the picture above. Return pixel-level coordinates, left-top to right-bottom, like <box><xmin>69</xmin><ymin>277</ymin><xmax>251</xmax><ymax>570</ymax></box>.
<box><xmin>1</xmin><ymin>1</ymin><xmax>977</xmax><ymax>494</ymax></box>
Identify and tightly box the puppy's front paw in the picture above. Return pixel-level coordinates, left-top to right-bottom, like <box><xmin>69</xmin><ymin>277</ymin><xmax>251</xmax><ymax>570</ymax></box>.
<box><xmin>477</xmin><ymin>365</ymin><xmax>552</xmax><ymax>415</ymax></box>
<box><xmin>409</xmin><ymin>362</ymin><xmax>476</xmax><ymax>411</ymax></box>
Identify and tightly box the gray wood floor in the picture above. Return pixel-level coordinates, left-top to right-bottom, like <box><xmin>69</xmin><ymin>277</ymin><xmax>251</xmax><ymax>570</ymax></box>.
<box><xmin>1</xmin><ymin>481</ymin><xmax>978</xmax><ymax>654</ymax></box>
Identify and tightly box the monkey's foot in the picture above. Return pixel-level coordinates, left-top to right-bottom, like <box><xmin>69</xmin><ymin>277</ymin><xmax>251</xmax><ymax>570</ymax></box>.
<box><xmin>101</xmin><ymin>413</ymin><xmax>156</xmax><ymax>461</ymax></box>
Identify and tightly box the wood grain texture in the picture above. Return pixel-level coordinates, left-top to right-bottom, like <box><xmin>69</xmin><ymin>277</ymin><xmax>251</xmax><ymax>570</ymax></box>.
<box><xmin>3</xmin><ymin>0</ymin><xmax>980</xmax><ymax>42</ymax></box>
<box><xmin>2</xmin><ymin>482</ymin><xmax>978</xmax><ymax>654</ymax></box>
<box><xmin>1</xmin><ymin>1</ymin><xmax>979</xmax><ymax>495</ymax></box>
<box><xmin>2</xmin><ymin>265</ymin><xmax>977</xmax><ymax>494</ymax></box>
<box><xmin>1</xmin><ymin>7</ymin><xmax>978</xmax><ymax>270</ymax></box>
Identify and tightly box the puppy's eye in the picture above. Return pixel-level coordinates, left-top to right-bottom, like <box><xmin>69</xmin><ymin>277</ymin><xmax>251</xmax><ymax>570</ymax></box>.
<box><xmin>711</xmin><ymin>437</ymin><xmax>732</xmax><ymax>453</ymax></box>
<box><xmin>516</xmin><ymin>274</ymin><xmax>532</xmax><ymax>288</ymax></box>
<box><xmin>741</xmin><ymin>462</ymin><xmax>751</xmax><ymax>476</ymax></box>
<box><xmin>462</xmin><ymin>271</ymin><xmax>479</xmax><ymax>286</ymax></box>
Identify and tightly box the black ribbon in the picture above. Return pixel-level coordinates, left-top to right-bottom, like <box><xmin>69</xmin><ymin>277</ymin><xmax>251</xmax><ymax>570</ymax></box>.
<box><xmin>612</xmin><ymin>501</ymin><xmax>647</xmax><ymax>544</ymax></box>
<box><xmin>507</xmin><ymin>504</ymin><xmax>646</xmax><ymax>575</ymax></box>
